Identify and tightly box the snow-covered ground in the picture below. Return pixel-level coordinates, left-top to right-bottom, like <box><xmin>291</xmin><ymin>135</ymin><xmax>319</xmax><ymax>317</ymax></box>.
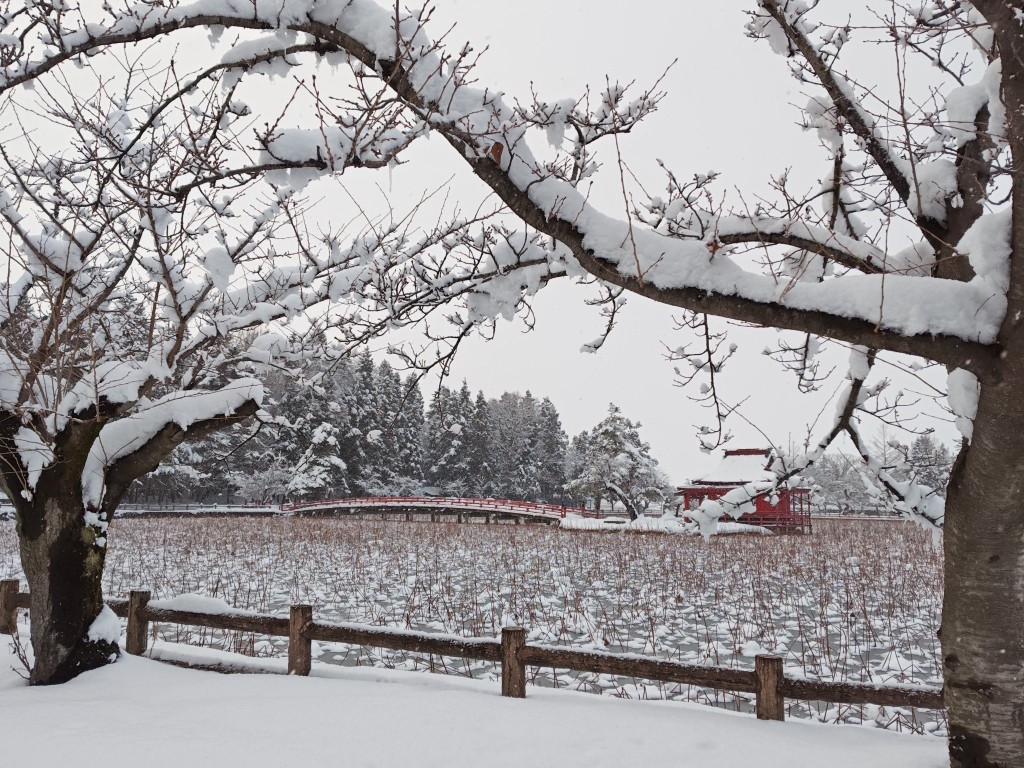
<box><xmin>0</xmin><ymin>638</ymin><xmax>944</xmax><ymax>768</ymax></box>
<box><xmin>0</xmin><ymin>516</ymin><xmax>943</xmax><ymax>733</ymax></box>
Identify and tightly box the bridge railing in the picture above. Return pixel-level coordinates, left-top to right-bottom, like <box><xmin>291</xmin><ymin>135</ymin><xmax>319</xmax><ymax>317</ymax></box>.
<box><xmin>0</xmin><ymin>581</ymin><xmax>944</xmax><ymax>723</ymax></box>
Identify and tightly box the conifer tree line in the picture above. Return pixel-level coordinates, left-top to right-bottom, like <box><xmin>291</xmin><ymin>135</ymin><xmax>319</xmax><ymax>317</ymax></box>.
<box><xmin>125</xmin><ymin>348</ymin><xmax>952</xmax><ymax>517</ymax></box>
<box><xmin>126</xmin><ymin>352</ymin><xmax>582</xmax><ymax>506</ymax></box>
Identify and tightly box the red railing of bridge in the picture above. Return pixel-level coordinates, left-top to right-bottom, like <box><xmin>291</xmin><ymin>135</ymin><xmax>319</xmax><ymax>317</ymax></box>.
<box><xmin>281</xmin><ymin>496</ymin><xmax>600</xmax><ymax>519</ymax></box>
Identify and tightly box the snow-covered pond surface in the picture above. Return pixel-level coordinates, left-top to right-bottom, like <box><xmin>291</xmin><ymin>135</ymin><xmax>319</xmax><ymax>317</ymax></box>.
<box><xmin>0</xmin><ymin>516</ymin><xmax>943</xmax><ymax>735</ymax></box>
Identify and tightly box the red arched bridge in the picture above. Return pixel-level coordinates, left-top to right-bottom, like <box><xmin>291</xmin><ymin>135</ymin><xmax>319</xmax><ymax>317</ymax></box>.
<box><xmin>281</xmin><ymin>496</ymin><xmax>598</xmax><ymax>522</ymax></box>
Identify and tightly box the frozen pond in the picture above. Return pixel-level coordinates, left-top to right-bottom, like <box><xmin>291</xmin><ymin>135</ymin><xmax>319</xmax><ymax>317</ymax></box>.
<box><xmin>0</xmin><ymin>516</ymin><xmax>943</xmax><ymax>734</ymax></box>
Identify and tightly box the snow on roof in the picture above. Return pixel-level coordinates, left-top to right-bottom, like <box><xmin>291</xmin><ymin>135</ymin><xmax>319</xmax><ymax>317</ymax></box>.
<box><xmin>686</xmin><ymin>448</ymin><xmax>774</xmax><ymax>486</ymax></box>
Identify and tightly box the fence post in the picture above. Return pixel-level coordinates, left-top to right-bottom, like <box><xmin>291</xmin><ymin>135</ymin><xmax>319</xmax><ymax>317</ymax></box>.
<box><xmin>289</xmin><ymin>604</ymin><xmax>313</xmax><ymax>676</ymax></box>
<box><xmin>0</xmin><ymin>579</ymin><xmax>19</xmax><ymax>635</ymax></box>
<box><xmin>501</xmin><ymin>626</ymin><xmax>527</xmax><ymax>698</ymax></box>
<box><xmin>125</xmin><ymin>590</ymin><xmax>151</xmax><ymax>655</ymax></box>
<box><xmin>755</xmin><ymin>655</ymin><xmax>785</xmax><ymax>721</ymax></box>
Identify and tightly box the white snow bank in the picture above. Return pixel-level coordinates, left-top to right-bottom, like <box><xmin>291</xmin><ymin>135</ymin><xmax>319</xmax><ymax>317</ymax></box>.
<box><xmin>626</xmin><ymin>515</ymin><xmax>691</xmax><ymax>534</ymax></box>
<box><xmin>0</xmin><ymin>639</ymin><xmax>943</xmax><ymax>768</ymax></box>
<box><xmin>118</xmin><ymin>504</ymin><xmax>284</xmax><ymax>517</ymax></box>
<box><xmin>559</xmin><ymin>514</ymin><xmax>771</xmax><ymax>536</ymax></box>
<box><xmin>713</xmin><ymin>521</ymin><xmax>774</xmax><ymax>535</ymax></box>
<box><xmin>558</xmin><ymin>515</ymin><xmax>620</xmax><ymax>532</ymax></box>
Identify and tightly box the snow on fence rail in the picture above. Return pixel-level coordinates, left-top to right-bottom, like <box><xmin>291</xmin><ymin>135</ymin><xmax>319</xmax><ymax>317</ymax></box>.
<box><xmin>0</xmin><ymin>580</ymin><xmax>944</xmax><ymax>720</ymax></box>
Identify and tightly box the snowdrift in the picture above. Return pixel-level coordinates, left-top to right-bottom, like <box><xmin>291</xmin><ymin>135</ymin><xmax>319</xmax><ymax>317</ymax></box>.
<box><xmin>0</xmin><ymin>639</ymin><xmax>942</xmax><ymax>768</ymax></box>
<box><xmin>559</xmin><ymin>514</ymin><xmax>772</xmax><ymax>535</ymax></box>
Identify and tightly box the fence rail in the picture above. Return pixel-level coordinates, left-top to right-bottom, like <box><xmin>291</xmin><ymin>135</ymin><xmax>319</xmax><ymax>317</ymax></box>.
<box><xmin>0</xmin><ymin>580</ymin><xmax>944</xmax><ymax>719</ymax></box>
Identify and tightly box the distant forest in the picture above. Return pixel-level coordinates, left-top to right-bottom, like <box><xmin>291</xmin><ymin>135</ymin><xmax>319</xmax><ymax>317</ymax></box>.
<box><xmin>128</xmin><ymin>352</ymin><xmax>668</xmax><ymax>507</ymax></box>
<box><xmin>126</xmin><ymin>352</ymin><xmax>954</xmax><ymax>512</ymax></box>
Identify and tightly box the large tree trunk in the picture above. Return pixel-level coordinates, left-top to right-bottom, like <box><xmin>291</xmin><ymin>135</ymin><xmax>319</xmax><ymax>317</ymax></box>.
<box><xmin>943</xmin><ymin>9</ymin><xmax>1024</xmax><ymax>766</ymax></box>
<box><xmin>16</xmin><ymin>477</ymin><xmax>117</xmax><ymax>686</ymax></box>
<box><xmin>7</xmin><ymin>397</ymin><xmax>258</xmax><ymax>685</ymax></box>
<box><xmin>943</xmin><ymin>381</ymin><xmax>1024</xmax><ymax>767</ymax></box>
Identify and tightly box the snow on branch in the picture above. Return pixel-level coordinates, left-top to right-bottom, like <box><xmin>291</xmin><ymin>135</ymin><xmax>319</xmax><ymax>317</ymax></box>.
<box><xmin>0</xmin><ymin>0</ymin><xmax>1006</xmax><ymax>379</ymax></box>
<box><xmin>749</xmin><ymin>1</ymin><xmax>915</xmax><ymax>211</ymax></box>
<box><xmin>81</xmin><ymin>378</ymin><xmax>263</xmax><ymax>511</ymax></box>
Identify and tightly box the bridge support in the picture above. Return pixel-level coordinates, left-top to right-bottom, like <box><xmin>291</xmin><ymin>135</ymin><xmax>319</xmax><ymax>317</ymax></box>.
<box><xmin>430</xmin><ymin>513</ymin><xmax>437</xmax><ymax>523</ymax></box>
<box><xmin>405</xmin><ymin>513</ymin><xmax>413</xmax><ymax>522</ymax></box>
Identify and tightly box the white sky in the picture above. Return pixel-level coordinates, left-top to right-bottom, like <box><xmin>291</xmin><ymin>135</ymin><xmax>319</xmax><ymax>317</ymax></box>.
<box><xmin>311</xmin><ymin>0</ymin><xmax>958</xmax><ymax>481</ymax></box>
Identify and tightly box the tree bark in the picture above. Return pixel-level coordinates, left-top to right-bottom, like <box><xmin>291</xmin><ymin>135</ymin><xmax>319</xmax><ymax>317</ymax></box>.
<box><xmin>942</xmin><ymin>7</ymin><xmax>1024</xmax><ymax>766</ymax></box>
<box><xmin>943</xmin><ymin>389</ymin><xmax>1024</xmax><ymax>766</ymax></box>
<box><xmin>17</xmin><ymin>484</ymin><xmax>117</xmax><ymax>685</ymax></box>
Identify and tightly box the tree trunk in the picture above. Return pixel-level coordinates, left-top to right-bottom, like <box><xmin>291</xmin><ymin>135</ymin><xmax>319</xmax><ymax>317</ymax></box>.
<box><xmin>943</xmin><ymin>380</ymin><xmax>1024</xmax><ymax>767</ymax></box>
<box><xmin>17</xmin><ymin>479</ymin><xmax>117</xmax><ymax>685</ymax></box>
<box><xmin>605</xmin><ymin>484</ymin><xmax>640</xmax><ymax>520</ymax></box>
<box><xmin>942</xmin><ymin>12</ymin><xmax>1024</xmax><ymax>765</ymax></box>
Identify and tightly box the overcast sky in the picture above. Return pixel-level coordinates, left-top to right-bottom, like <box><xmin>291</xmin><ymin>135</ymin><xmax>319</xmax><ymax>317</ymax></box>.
<box><xmin>318</xmin><ymin>0</ymin><xmax>958</xmax><ymax>482</ymax></box>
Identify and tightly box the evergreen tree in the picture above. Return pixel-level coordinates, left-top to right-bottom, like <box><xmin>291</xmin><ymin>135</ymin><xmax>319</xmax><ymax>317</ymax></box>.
<box><xmin>284</xmin><ymin>420</ymin><xmax>348</xmax><ymax>499</ymax></box>
<box><xmin>564</xmin><ymin>430</ymin><xmax>591</xmax><ymax>505</ymax></box>
<box><xmin>329</xmin><ymin>357</ymin><xmax>366</xmax><ymax>495</ymax></box>
<box><xmin>422</xmin><ymin>385</ymin><xmax>452</xmax><ymax>491</ymax></box>
<box><xmin>422</xmin><ymin>381</ymin><xmax>474</xmax><ymax>494</ymax></box>
<box><xmin>534</xmin><ymin>397</ymin><xmax>568</xmax><ymax>502</ymax></box>
<box><xmin>567</xmin><ymin>404</ymin><xmax>671</xmax><ymax>519</ymax></box>
<box><xmin>358</xmin><ymin>360</ymin><xmax>404</xmax><ymax>494</ymax></box>
<box><xmin>349</xmin><ymin>352</ymin><xmax>381</xmax><ymax>494</ymax></box>
<box><xmin>447</xmin><ymin>381</ymin><xmax>475</xmax><ymax>492</ymax></box>
<box><xmin>488</xmin><ymin>392</ymin><xmax>540</xmax><ymax>499</ymax></box>
<box><xmin>395</xmin><ymin>374</ymin><xmax>426</xmax><ymax>487</ymax></box>
<box><xmin>272</xmin><ymin>370</ymin><xmax>347</xmax><ymax>500</ymax></box>
<box><xmin>145</xmin><ymin>369</ymin><xmax>578</xmax><ymax>506</ymax></box>
<box><xmin>908</xmin><ymin>434</ymin><xmax>954</xmax><ymax>495</ymax></box>
<box><xmin>465</xmin><ymin>390</ymin><xmax>494</xmax><ymax>497</ymax></box>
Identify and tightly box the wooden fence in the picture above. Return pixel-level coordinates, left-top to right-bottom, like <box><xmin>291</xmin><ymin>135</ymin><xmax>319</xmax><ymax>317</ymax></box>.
<box><xmin>0</xmin><ymin>579</ymin><xmax>944</xmax><ymax>721</ymax></box>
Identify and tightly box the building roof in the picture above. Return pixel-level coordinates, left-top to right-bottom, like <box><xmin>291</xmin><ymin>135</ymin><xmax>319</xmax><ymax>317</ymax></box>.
<box><xmin>675</xmin><ymin>447</ymin><xmax>777</xmax><ymax>488</ymax></box>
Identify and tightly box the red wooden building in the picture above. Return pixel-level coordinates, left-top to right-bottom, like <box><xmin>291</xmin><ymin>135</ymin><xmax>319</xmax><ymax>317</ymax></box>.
<box><xmin>676</xmin><ymin>448</ymin><xmax>812</xmax><ymax>534</ymax></box>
